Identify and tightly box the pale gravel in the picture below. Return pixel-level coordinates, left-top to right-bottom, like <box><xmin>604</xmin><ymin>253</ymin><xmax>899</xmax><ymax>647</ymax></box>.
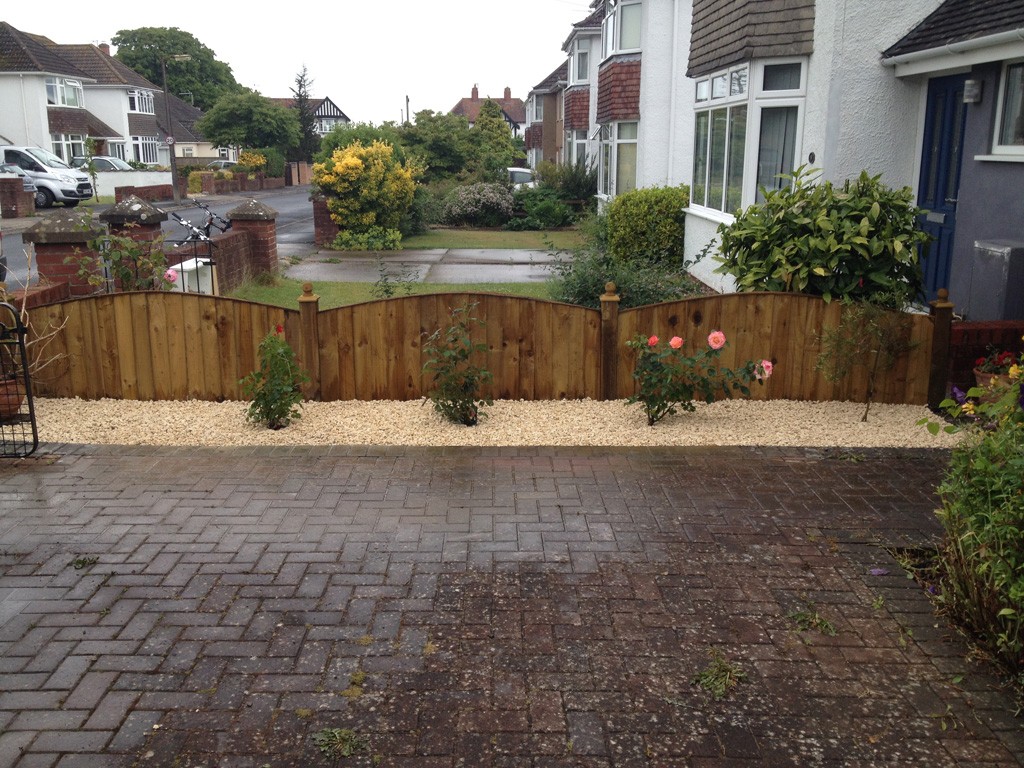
<box><xmin>32</xmin><ymin>398</ymin><xmax>960</xmax><ymax>449</ymax></box>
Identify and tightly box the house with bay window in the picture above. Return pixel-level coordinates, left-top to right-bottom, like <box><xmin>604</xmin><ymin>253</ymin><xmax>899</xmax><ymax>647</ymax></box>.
<box><xmin>525</xmin><ymin>62</ymin><xmax>567</xmax><ymax>168</ymax></box>
<box><xmin>562</xmin><ymin>5</ymin><xmax>602</xmax><ymax>169</ymax></box>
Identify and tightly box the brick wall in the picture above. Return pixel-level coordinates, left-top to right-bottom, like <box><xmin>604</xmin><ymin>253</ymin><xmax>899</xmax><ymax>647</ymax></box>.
<box><xmin>0</xmin><ymin>178</ymin><xmax>35</xmax><ymax>218</ymax></box>
<box><xmin>597</xmin><ymin>58</ymin><xmax>642</xmax><ymax>124</ymax></box>
<box><xmin>114</xmin><ymin>184</ymin><xmax>175</xmax><ymax>203</ymax></box>
<box><xmin>524</xmin><ymin>124</ymin><xmax>543</xmax><ymax>151</ymax></box>
<box><xmin>313</xmin><ymin>196</ymin><xmax>338</xmax><ymax>248</ymax></box>
<box><xmin>564</xmin><ymin>88</ymin><xmax>591</xmax><ymax>131</ymax></box>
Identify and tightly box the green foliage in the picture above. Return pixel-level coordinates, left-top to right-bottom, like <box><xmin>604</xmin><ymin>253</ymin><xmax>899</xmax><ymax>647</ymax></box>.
<box><xmin>197</xmin><ymin>92</ymin><xmax>300</xmax><ymax>151</ymax></box>
<box><xmin>816</xmin><ymin>291</ymin><xmax>918</xmax><ymax>422</ymax></box>
<box><xmin>312</xmin><ymin>728</ymin><xmax>369</xmax><ymax>758</ymax></box>
<box><xmin>626</xmin><ymin>331</ymin><xmax>772</xmax><ymax>426</ymax></box>
<box><xmin>547</xmin><ymin>249</ymin><xmax>704</xmax><ymax>310</ymax></box>
<box><xmin>473</xmin><ymin>99</ymin><xmax>521</xmax><ymax>181</ymax></box>
<box><xmin>423</xmin><ymin>304</ymin><xmax>493</xmax><ymax>426</ymax></box>
<box><xmin>505</xmin><ymin>188</ymin><xmax>574</xmax><ymax>231</ymax></box>
<box><xmin>692</xmin><ymin>649</ymin><xmax>747</xmax><ymax>700</ymax></box>
<box><xmin>788</xmin><ymin>605</ymin><xmax>838</xmax><ymax>636</ymax></box>
<box><xmin>316</xmin><ymin>123</ymin><xmax>406</xmax><ymax>165</ymax></box>
<box><xmin>715</xmin><ymin>168</ymin><xmax>929</xmax><ymax>302</ymax></box>
<box><xmin>289</xmin><ymin>66</ymin><xmax>320</xmax><ymax>163</ymax></box>
<box><xmin>400</xmin><ymin>110</ymin><xmax>476</xmax><ymax>184</ymax></box>
<box><xmin>247</xmin><ymin>147</ymin><xmax>284</xmax><ymax>178</ymax></box>
<box><xmin>313</xmin><ymin>140</ymin><xmax>420</xmax><ymax>250</ymax></box>
<box><xmin>239</xmin><ymin>326</ymin><xmax>308</xmax><ymax>430</ymax></box>
<box><xmin>607</xmin><ymin>185</ymin><xmax>690</xmax><ymax>264</ymax></box>
<box><xmin>330</xmin><ymin>227</ymin><xmax>403</xmax><ymax>251</ymax></box>
<box><xmin>112</xmin><ymin>27</ymin><xmax>242</xmax><ymax>111</ymax></box>
<box><xmin>370</xmin><ymin>257</ymin><xmax>416</xmax><ymax>299</ymax></box>
<box><xmin>536</xmin><ymin>160</ymin><xmax>598</xmax><ymax>205</ymax></box>
<box><xmin>442</xmin><ymin>183</ymin><xmax>514</xmax><ymax>227</ymax></box>
<box><xmin>71</xmin><ymin>224</ymin><xmax>176</xmax><ymax>292</ymax></box>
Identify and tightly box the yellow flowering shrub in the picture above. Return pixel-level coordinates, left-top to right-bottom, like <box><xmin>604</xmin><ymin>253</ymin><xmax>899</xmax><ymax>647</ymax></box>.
<box><xmin>237</xmin><ymin>150</ymin><xmax>267</xmax><ymax>170</ymax></box>
<box><xmin>312</xmin><ymin>140</ymin><xmax>420</xmax><ymax>250</ymax></box>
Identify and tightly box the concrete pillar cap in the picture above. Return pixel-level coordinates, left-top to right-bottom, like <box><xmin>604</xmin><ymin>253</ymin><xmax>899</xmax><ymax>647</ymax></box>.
<box><xmin>22</xmin><ymin>211</ymin><xmax>105</xmax><ymax>244</ymax></box>
<box><xmin>228</xmin><ymin>199</ymin><xmax>278</xmax><ymax>221</ymax></box>
<box><xmin>98</xmin><ymin>195</ymin><xmax>169</xmax><ymax>226</ymax></box>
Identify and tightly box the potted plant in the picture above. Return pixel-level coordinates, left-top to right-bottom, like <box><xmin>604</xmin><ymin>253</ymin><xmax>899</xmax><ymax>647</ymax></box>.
<box><xmin>973</xmin><ymin>346</ymin><xmax>1019</xmax><ymax>390</ymax></box>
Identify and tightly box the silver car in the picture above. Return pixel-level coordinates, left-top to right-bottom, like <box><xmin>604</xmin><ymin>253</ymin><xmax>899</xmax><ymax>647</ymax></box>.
<box><xmin>0</xmin><ymin>163</ymin><xmax>37</xmax><ymax>193</ymax></box>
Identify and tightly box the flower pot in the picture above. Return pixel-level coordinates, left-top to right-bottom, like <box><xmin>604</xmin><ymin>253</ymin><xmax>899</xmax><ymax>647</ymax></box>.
<box><xmin>973</xmin><ymin>368</ymin><xmax>1014</xmax><ymax>403</ymax></box>
<box><xmin>0</xmin><ymin>378</ymin><xmax>25</xmax><ymax>420</ymax></box>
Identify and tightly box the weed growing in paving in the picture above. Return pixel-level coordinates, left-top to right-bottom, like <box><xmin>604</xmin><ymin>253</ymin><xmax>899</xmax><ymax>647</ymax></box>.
<box><xmin>788</xmin><ymin>605</ymin><xmax>838</xmax><ymax>637</ymax></box>
<box><xmin>692</xmin><ymin>648</ymin><xmax>747</xmax><ymax>700</ymax></box>
<box><xmin>313</xmin><ymin>728</ymin><xmax>369</xmax><ymax>758</ymax></box>
<box><xmin>70</xmin><ymin>556</ymin><xmax>98</xmax><ymax>570</ymax></box>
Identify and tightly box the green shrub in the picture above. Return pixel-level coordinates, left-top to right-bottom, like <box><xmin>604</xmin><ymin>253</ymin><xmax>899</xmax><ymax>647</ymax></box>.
<box><xmin>548</xmin><ymin>249</ymin><xmax>705</xmax><ymax>309</ymax></box>
<box><xmin>442</xmin><ymin>183</ymin><xmax>513</xmax><ymax>227</ymax></box>
<box><xmin>423</xmin><ymin>303</ymin><xmax>493</xmax><ymax>426</ymax></box>
<box><xmin>505</xmin><ymin>188</ymin><xmax>574</xmax><ymax>231</ymax></box>
<box><xmin>607</xmin><ymin>185</ymin><xmax>689</xmax><ymax>264</ymax></box>
<box><xmin>331</xmin><ymin>227</ymin><xmax>403</xmax><ymax>251</ymax></box>
<box><xmin>536</xmin><ymin>160</ymin><xmax>598</xmax><ymax>205</ymax></box>
<box><xmin>715</xmin><ymin>168</ymin><xmax>929</xmax><ymax>304</ymax></box>
<box><xmin>252</xmin><ymin>146</ymin><xmax>286</xmax><ymax>177</ymax></box>
<box><xmin>240</xmin><ymin>325</ymin><xmax>308</xmax><ymax>430</ymax></box>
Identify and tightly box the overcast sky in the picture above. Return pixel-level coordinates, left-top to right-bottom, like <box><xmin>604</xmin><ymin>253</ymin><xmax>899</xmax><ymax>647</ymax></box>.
<box><xmin>5</xmin><ymin>0</ymin><xmax>594</xmax><ymax>123</ymax></box>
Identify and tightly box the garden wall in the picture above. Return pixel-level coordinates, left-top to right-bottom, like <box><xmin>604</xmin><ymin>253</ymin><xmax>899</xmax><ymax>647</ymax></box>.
<box><xmin>26</xmin><ymin>289</ymin><xmax>943</xmax><ymax>406</ymax></box>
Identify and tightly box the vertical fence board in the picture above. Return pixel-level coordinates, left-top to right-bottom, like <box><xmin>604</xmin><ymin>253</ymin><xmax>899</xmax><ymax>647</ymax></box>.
<box><xmin>126</xmin><ymin>294</ymin><xmax>156</xmax><ymax>399</ymax></box>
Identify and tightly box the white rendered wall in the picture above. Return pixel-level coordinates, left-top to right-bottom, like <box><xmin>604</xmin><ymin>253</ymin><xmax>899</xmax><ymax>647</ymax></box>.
<box><xmin>83</xmin><ymin>87</ymin><xmax>131</xmax><ymax>139</ymax></box>
<box><xmin>0</xmin><ymin>75</ymin><xmax>49</xmax><ymax>147</ymax></box>
<box><xmin>92</xmin><ymin>170</ymin><xmax>172</xmax><ymax>198</ymax></box>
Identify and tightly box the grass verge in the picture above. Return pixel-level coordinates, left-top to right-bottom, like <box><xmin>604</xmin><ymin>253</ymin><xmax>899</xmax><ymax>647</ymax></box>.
<box><xmin>229</xmin><ymin>276</ymin><xmax>553</xmax><ymax>309</ymax></box>
<box><xmin>401</xmin><ymin>228</ymin><xmax>582</xmax><ymax>251</ymax></box>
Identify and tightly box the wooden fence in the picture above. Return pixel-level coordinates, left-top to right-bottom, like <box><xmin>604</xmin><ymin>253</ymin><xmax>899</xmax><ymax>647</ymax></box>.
<box><xmin>27</xmin><ymin>286</ymin><xmax>948</xmax><ymax>405</ymax></box>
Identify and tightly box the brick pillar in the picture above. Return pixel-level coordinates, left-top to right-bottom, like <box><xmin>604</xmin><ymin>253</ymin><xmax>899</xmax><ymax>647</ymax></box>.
<box><xmin>0</xmin><ymin>178</ymin><xmax>35</xmax><ymax>218</ymax></box>
<box><xmin>98</xmin><ymin>195</ymin><xmax>168</xmax><ymax>244</ymax></box>
<box><xmin>22</xmin><ymin>212</ymin><xmax>106</xmax><ymax>298</ymax></box>
<box><xmin>228</xmin><ymin>199</ymin><xmax>279</xmax><ymax>279</ymax></box>
<box><xmin>312</xmin><ymin>195</ymin><xmax>339</xmax><ymax>247</ymax></box>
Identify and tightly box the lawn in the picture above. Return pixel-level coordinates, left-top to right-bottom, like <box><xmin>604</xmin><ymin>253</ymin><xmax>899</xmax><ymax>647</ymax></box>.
<box><xmin>229</xmin><ymin>276</ymin><xmax>554</xmax><ymax>309</ymax></box>
<box><xmin>401</xmin><ymin>228</ymin><xmax>582</xmax><ymax>251</ymax></box>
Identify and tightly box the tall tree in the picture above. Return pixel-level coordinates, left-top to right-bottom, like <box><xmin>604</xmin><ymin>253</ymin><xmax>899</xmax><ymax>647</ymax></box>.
<box><xmin>290</xmin><ymin>66</ymin><xmax>320</xmax><ymax>163</ymax></box>
<box><xmin>472</xmin><ymin>99</ymin><xmax>520</xmax><ymax>181</ymax></box>
<box><xmin>197</xmin><ymin>92</ymin><xmax>300</xmax><ymax>151</ymax></box>
<box><xmin>112</xmin><ymin>27</ymin><xmax>241</xmax><ymax>111</ymax></box>
<box><xmin>400</xmin><ymin>110</ymin><xmax>475</xmax><ymax>183</ymax></box>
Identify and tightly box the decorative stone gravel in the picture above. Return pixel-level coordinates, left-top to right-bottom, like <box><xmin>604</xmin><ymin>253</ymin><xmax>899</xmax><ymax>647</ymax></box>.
<box><xmin>33</xmin><ymin>397</ymin><xmax>960</xmax><ymax>448</ymax></box>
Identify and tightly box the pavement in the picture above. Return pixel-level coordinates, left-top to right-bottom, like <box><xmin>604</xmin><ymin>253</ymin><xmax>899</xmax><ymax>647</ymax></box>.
<box><xmin>1</xmin><ymin>443</ymin><xmax>1022</xmax><ymax>767</ymax></box>
<box><xmin>285</xmin><ymin>249</ymin><xmax>560</xmax><ymax>284</ymax></box>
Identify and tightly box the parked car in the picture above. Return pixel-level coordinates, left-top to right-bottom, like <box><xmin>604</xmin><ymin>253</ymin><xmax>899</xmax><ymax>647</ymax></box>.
<box><xmin>0</xmin><ymin>163</ymin><xmax>37</xmax><ymax>193</ymax></box>
<box><xmin>0</xmin><ymin>146</ymin><xmax>92</xmax><ymax>208</ymax></box>
<box><xmin>508</xmin><ymin>167</ymin><xmax>537</xmax><ymax>190</ymax></box>
<box><xmin>206</xmin><ymin>160</ymin><xmax>237</xmax><ymax>170</ymax></box>
<box><xmin>71</xmin><ymin>155</ymin><xmax>134</xmax><ymax>172</ymax></box>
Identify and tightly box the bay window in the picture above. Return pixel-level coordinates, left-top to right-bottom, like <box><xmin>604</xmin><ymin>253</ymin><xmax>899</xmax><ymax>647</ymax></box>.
<box><xmin>131</xmin><ymin>135</ymin><xmax>159</xmax><ymax>164</ymax></box>
<box><xmin>692</xmin><ymin>60</ymin><xmax>805</xmax><ymax>212</ymax></box>
<box><xmin>599</xmin><ymin>121</ymin><xmax>638</xmax><ymax>196</ymax></box>
<box><xmin>50</xmin><ymin>133</ymin><xmax>85</xmax><ymax>162</ymax></box>
<box><xmin>603</xmin><ymin>0</ymin><xmax>641</xmax><ymax>59</ymax></box>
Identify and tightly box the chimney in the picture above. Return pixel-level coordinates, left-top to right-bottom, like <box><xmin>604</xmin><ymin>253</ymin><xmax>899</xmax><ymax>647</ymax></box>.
<box><xmin>99</xmin><ymin>43</ymin><xmax>111</xmax><ymax>56</ymax></box>
<box><xmin>504</xmin><ymin>86</ymin><xmax>511</xmax><ymax>100</ymax></box>
<box><xmin>471</xmin><ymin>84</ymin><xmax>479</xmax><ymax>100</ymax></box>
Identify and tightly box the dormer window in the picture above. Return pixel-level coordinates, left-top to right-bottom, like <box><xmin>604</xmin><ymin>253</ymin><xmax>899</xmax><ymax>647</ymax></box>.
<box><xmin>128</xmin><ymin>89</ymin><xmax>155</xmax><ymax>114</ymax></box>
<box><xmin>572</xmin><ymin>38</ymin><xmax>591</xmax><ymax>84</ymax></box>
<box><xmin>603</xmin><ymin>0</ymin><xmax>642</xmax><ymax>59</ymax></box>
<box><xmin>45</xmin><ymin>77</ymin><xmax>83</xmax><ymax>108</ymax></box>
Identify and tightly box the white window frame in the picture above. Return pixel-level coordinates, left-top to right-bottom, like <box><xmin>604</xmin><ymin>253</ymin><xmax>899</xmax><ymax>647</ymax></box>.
<box><xmin>598</xmin><ymin>120</ymin><xmax>638</xmax><ymax>198</ymax></box>
<box><xmin>992</xmin><ymin>59</ymin><xmax>1024</xmax><ymax>157</ymax></box>
<box><xmin>691</xmin><ymin>58</ymin><xmax>806</xmax><ymax>214</ymax></box>
<box><xmin>45</xmin><ymin>77</ymin><xmax>83</xmax><ymax>108</ymax></box>
<box><xmin>109</xmin><ymin>142</ymin><xmax>126</xmax><ymax>161</ymax></box>
<box><xmin>127</xmin><ymin>89</ymin><xmax>155</xmax><ymax>114</ymax></box>
<box><xmin>571</xmin><ymin>37</ymin><xmax>592</xmax><ymax>85</ymax></box>
<box><xmin>602</xmin><ymin>0</ymin><xmax>642</xmax><ymax>60</ymax></box>
<box><xmin>131</xmin><ymin>135</ymin><xmax>159</xmax><ymax>164</ymax></box>
<box><xmin>50</xmin><ymin>133</ymin><xmax>85</xmax><ymax>162</ymax></box>
<box><xmin>565</xmin><ymin>129</ymin><xmax>588</xmax><ymax>166</ymax></box>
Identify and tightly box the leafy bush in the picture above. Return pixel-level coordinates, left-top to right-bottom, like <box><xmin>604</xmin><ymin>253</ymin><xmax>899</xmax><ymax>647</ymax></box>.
<box><xmin>442</xmin><ymin>183</ymin><xmax>514</xmax><ymax>227</ymax></box>
<box><xmin>505</xmin><ymin>188</ymin><xmax>574</xmax><ymax>231</ymax></box>
<box><xmin>235</xmin><ymin>150</ymin><xmax>267</xmax><ymax>172</ymax></box>
<box><xmin>331</xmin><ymin>227</ymin><xmax>403</xmax><ymax>251</ymax></box>
<box><xmin>313</xmin><ymin>140</ymin><xmax>420</xmax><ymax>250</ymax></box>
<box><xmin>240</xmin><ymin>325</ymin><xmax>308</xmax><ymax>430</ymax></box>
<box><xmin>423</xmin><ymin>303</ymin><xmax>493</xmax><ymax>426</ymax></box>
<box><xmin>548</xmin><ymin>249</ymin><xmax>705</xmax><ymax>309</ymax></box>
<box><xmin>607</xmin><ymin>185</ymin><xmax>689</xmax><ymax>264</ymax></box>
<box><xmin>253</xmin><ymin>146</ymin><xmax>286</xmax><ymax>177</ymax></box>
<box><xmin>715</xmin><ymin>168</ymin><xmax>929</xmax><ymax>304</ymax></box>
<box><xmin>536</xmin><ymin>160</ymin><xmax>598</xmax><ymax>205</ymax></box>
<box><xmin>626</xmin><ymin>331</ymin><xmax>772</xmax><ymax>425</ymax></box>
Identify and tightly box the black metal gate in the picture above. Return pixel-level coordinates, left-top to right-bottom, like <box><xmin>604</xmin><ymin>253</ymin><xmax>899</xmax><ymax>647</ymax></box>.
<box><xmin>0</xmin><ymin>301</ymin><xmax>38</xmax><ymax>457</ymax></box>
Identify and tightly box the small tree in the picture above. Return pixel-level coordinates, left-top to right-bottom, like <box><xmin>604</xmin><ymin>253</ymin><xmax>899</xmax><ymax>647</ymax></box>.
<box><xmin>312</xmin><ymin>140</ymin><xmax>420</xmax><ymax>250</ymax></box>
<box><xmin>472</xmin><ymin>99</ymin><xmax>520</xmax><ymax>181</ymax></box>
<box><xmin>290</xmin><ymin>66</ymin><xmax>320</xmax><ymax>163</ymax></box>
<box><xmin>197</xmin><ymin>92</ymin><xmax>300</xmax><ymax>152</ymax></box>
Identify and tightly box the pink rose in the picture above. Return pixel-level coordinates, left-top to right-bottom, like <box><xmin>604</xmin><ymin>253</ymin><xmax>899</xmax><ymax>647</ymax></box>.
<box><xmin>164</xmin><ymin>268</ymin><xmax>178</xmax><ymax>284</ymax></box>
<box><xmin>647</xmin><ymin>335</ymin><xmax>659</xmax><ymax>347</ymax></box>
<box><xmin>758</xmin><ymin>359</ymin><xmax>774</xmax><ymax>380</ymax></box>
<box><xmin>669</xmin><ymin>336</ymin><xmax>683</xmax><ymax>349</ymax></box>
<box><xmin>707</xmin><ymin>331</ymin><xmax>726</xmax><ymax>350</ymax></box>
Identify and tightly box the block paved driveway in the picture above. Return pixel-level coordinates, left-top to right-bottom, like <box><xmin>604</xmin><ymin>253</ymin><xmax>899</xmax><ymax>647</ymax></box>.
<box><xmin>0</xmin><ymin>444</ymin><xmax>1021</xmax><ymax>767</ymax></box>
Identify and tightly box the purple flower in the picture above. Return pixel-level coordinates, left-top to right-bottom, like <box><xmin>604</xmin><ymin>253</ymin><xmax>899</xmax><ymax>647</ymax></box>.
<box><xmin>868</xmin><ymin>568</ymin><xmax>889</xmax><ymax>576</ymax></box>
<box><xmin>951</xmin><ymin>386</ymin><xmax>966</xmax><ymax>405</ymax></box>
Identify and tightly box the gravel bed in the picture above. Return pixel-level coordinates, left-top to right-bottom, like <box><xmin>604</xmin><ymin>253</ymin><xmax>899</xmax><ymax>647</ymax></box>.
<box><xmin>32</xmin><ymin>398</ymin><xmax>960</xmax><ymax>449</ymax></box>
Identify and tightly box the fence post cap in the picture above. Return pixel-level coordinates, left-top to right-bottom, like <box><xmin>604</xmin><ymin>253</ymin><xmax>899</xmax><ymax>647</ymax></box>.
<box><xmin>227</xmin><ymin>199</ymin><xmax>278</xmax><ymax>221</ymax></box>
<box><xmin>22</xmin><ymin>211</ymin><xmax>104</xmax><ymax>244</ymax></box>
<box><xmin>601</xmin><ymin>282</ymin><xmax>620</xmax><ymax>303</ymax></box>
<box><xmin>929</xmin><ymin>287</ymin><xmax>954</xmax><ymax>310</ymax></box>
<box><xmin>298</xmin><ymin>282</ymin><xmax>319</xmax><ymax>303</ymax></box>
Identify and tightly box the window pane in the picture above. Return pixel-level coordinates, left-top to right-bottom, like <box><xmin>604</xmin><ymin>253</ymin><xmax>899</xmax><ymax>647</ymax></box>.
<box><xmin>577</xmin><ymin>50</ymin><xmax>589</xmax><ymax>80</ymax></box>
<box><xmin>619</xmin><ymin>3</ymin><xmax>641</xmax><ymax>50</ymax></box>
<box><xmin>601</xmin><ymin>142</ymin><xmax>612</xmax><ymax>195</ymax></box>
<box><xmin>616</xmin><ymin>142</ymin><xmax>637</xmax><ymax>195</ymax></box>
<box><xmin>712</xmin><ymin>75</ymin><xmax>727</xmax><ymax>99</ymax></box>
<box><xmin>618</xmin><ymin>122</ymin><xmax>638</xmax><ymax>140</ymax></box>
<box><xmin>756</xmin><ymin>106</ymin><xmax>798</xmax><ymax>201</ymax></box>
<box><xmin>696</xmin><ymin>80</ymin><xmax>709</xmax><ymax>102</ymax></box>
<box><xmin>693</xmin><ymin>111</ymin><xmax>710</xmax><ymax>206</ymax></box>
<box><xmin>726</xmin><ymin>105</ymin><xmax>747</xmax><ymax>212</ymax></box>
<box><xmin>708</xmin><ymin>108</ymin><xmax>728</xmax><ymax>210</ymax></box>
<box><xmin>947</xmin><ymin>97</ymin><xmax>964</xmax><ymax>200</ymax></box>
<box><xmin>730</xmin><ymin>69</ymin><xmax>747</xmax><ymax>97</ymax></box>
<box><xmin>763</xmin><ymin>63</ymin><xmax>802</xmax><ymax>91</ymax></box>
<box><xmin>999</xmin><ymin>63</ymin><xmax>1024</xmax><ymax>145</ymax></box>
<box><xmin>46</xmin><ymin>78</ymin><xmax>59</xmax><ymax>105</ymax></box>
<box><xmin>603</xmin><ymin>15</ymin><xmax>614</xmax><ymax>58</ymax></box>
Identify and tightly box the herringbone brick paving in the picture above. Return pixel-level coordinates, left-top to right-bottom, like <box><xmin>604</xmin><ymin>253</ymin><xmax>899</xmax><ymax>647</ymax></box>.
<box><xmin>0</xmin><ymin>445</ymin><xmax>1021</xmax><ymax>767</ymax></box>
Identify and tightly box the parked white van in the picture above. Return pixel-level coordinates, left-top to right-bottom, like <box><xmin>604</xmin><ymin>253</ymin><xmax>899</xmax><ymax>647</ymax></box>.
<box><xmin>0</xmin><ymin>146</ymin><xmax>92</xmax><ymax>208</ymax></box>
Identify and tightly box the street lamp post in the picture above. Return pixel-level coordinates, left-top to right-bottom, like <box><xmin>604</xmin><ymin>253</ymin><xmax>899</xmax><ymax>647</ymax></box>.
<box><xmin>160</xmin><ymin>54</ymin><xmax>191</xmax><ymax>205</ymax></box>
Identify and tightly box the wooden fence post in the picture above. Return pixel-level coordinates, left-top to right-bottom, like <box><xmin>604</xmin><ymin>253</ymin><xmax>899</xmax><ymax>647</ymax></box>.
<box><xmin>600</xmin><ymin>282</ymin><xmax>620</xmax><ymax>400</ymax></box>
<box><xmin>299</xmin><ymin>282</ymin><xmax>321</xmax><ymax>401</ymax></box>
<box><xmin>928</xmin><ymin>288</ymin><xmax>955</xmax><ymax>409</ymax></box>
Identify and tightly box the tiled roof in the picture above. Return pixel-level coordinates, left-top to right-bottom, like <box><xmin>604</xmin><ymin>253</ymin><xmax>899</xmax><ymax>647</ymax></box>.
<box><xmin>563</xmin><ymin>4</ymin><xmax>604</xmax><ymax>49</ymax></box>
<box><xmin>531</xmin><ymin>61</ymin><xmax>568</xmax><ymax>93</ymax></box>
<box><xmin>269</xmin><ymin>96</ymin><xmax>349</xmax><ymax>121</ymax></box>
<box><xmin>47</xmin><ymin>106</ymin><xmax>119</xmax><ymax>137</ymax></box>
<box><xmin>161</xmin><ymin>92</ymin><xmax>206</xmax><ymax>142</ymax></box>
<box><xmin>269</xmin><ymin>97</ymin><xmax>326</xmax><ymax>111</ymax></box>
<box><xmin>0</xmin><ymin>22</ymin><xmax>91</xmax><ymax>79</ymax></box>
<box><xmin>883</xmin><ymin>0</ymin><xmax>1024</xmax><ymax>58</ymax></box>
<box><xmin>52</xmin><ymin>44</ymin><xmax>159</xmax><ymax>89</ymax></box>
<box><xmin>451</xmin><ymin>92</ymin><xmax>526</xmax><ymax>124</ymax></box>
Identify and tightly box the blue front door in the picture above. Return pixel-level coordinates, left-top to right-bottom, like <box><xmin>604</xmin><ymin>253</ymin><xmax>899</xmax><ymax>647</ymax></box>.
<box><xmin>918</xmin><ymin>74</ymin><xmax>967</xmax><ymax>300</ymax></box>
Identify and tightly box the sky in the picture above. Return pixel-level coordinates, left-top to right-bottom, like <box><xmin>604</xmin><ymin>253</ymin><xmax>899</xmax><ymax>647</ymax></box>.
<box><xmin>4</xmin><ymin>0</ymin><xmax>595</xmax><ymax>123</ymax></box>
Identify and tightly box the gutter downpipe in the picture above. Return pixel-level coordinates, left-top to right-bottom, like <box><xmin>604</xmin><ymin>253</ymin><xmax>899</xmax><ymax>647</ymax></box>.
<box><xmin>667</xmin><ymin>0</ymin><xmax>679</xmax><ymax>186</ymax></box>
